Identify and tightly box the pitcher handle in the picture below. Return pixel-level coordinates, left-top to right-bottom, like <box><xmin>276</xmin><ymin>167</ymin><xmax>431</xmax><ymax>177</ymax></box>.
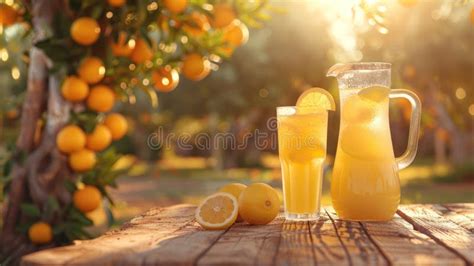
<box><xmin>389</xmin><ymin>89</ymin><xmax>422</xmax><ymax>170</ymax></box>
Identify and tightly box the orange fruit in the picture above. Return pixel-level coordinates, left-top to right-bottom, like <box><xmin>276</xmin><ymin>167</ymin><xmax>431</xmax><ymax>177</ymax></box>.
<box><xmin>107</xmin><ymin>0</ymin><xmax>125</xmax><ymax>7</ymax></box>
<box><xmin>238</xmin><ymin>183</ymin><xmax>280</xmax><ymax>225</ymax></box>
<box><xmin>78</xmin><ymin>57</ymin><xmax>106</xmax><ymax>84</ymax></box>
<box><xmin>69</xmin><ymin>149</ymin><xmax>96</xmax><ymax>172</ymax></box>
<box><xmin>56</xmin><ymin>125</ymin><xmax>86</xmax><ymax>154</ymax></box>
<box><xmin>5</xmin><ymin>108</ymin><xmax>19</xmax><ymax>120</ymax></box>
<box><xmin>152</xmin><ymin>67</ymin><xmax>179</xmax><ymax>92</ymax></box>
<box><xmin>212</xmin><ymin>4</ymin><xmax>236</xmax><ymax>29</ymax></box>
<box><xmin>0</xmin><ymin>3</ymin><xmax>17</xmax><ymax>27</ymax></box>
<box><xmin>70</xmin><ymin>17</ymin><xmax>101</xmax><ymax>46</ymax></box>
<box><xmin>103</xmin><ymin>113</ymin><xmax>128</xmax><ymax>140</ymax></box>
<box><xmin>61</xmin><ymin>76</ymin><xmax>89</xmax><ymax>102</ymax></box>
<box><xmin>296</xmin><ymin>87</ymin><xmax>336</xmax><ymax>111</ymax></box>
<box><xmin>219</xmin><ymin>183</ymin><xmax>247</xmax><ymax>222</ymax></box>
<box><xmin>223</xmin><ymin>20</ymin><xmax>249</xmax><ymax>47</ymax></box>
<box><xmin>217</xmin><ymin>45</ymin><xmax>235</xmax><ymax>57</ymax></box>
<box><xmin>28</xmin><ymin>222</ymin><xmax>53</xmax><ymax>245</ymax></box>
<box><xmin>87</xmin><ymin>85</ymin><xmax>115</xmax><ymax>113</ymax></box>
<box><xmin>129</xmin><ymin>38</ymin><xmax>153</xmax><ymax>64</ymax></box>
<box><xmin>73</xmin><ymin>185</ymin><xmax>102</xmax><ymax>213</ymax></box>
<box><xmin>111</xmin><ymin>32</ymin><xmax>135</xmax><ymax>57</ymax></box>
<box><xmin>195</xmin><ymin>192</ymin><xmax>238</xmax><ymax>230</ymax></box>
<box><xmin>183</xmin><ymin>12</ymin><xmax>210</xmax><ymax>37</ymax></box>
<box><xmin>181</xmin><ymin>53</ymin><xmax>211</xmax><ymax>81</ymax></box>
<box><xmin>86</xmin><ymin>124</ymin><xmax>112</xmax><ymax>152</ymax></box>
<box><xmin>164</xmin><ymin>0</ymin><xmax>187</xmax><ymax>14</ymax></box>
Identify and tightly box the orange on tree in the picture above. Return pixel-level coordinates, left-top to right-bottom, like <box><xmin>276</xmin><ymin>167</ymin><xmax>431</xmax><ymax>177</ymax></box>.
<box><xmin>73</xmin><ymin>185</ymin><xmax>102</xmax><ymax>213</ymax></box>
<box><xmin>5</xmin><ymin>108</ymin><xmax>19</xmax><ymax>120</ymax></box>
<box><xmin>61</xmin><ymin>76</ymin><xmax>89</xmax><ymax>102</ymax></box>
<box><xmin>78</xmin><ymin>56</ymin><xmax>105</xmax><ymax>84</ymax></box>
<box><xmin>152</xmin><ymin>67</ymin><xmax>180</xmax><ymax>92</ymax></box>
<box><xmin>163</xmin><ymin>0</ymin><xmax>187</xmax><ymax>14</ymax></box>
<box><xmin>87</xmin><ymin>85</ymin><xmax>115</xmax><ymax>113</ymax></box>
<box><xmin>223</xmin><ymin>20</ymin><xmax>249</xmax><ymax>47</ymax></box>
<box><xmin>107</xmin><ymin>0</ymin><xmax>125</xmax><ymax>8</ymax></box>
<box><xmin>86</xmin><ymin>124</ymin><xmax>112</xmax><ymax>152</ymax></box>
<box><xmin>212</xmin><ymin>3</ymin><xmax>236</xmax><ymax>29</ymax></box>
<box><xmin>103</xmin><ymin>113</ymin><xmax>128</xmax><ymax>140</ymax></box>
<box><xmin>28</xmin><ymin>222</ymin><xmax>53</xmax><ymax>245</ymax></box>
<box><xmin>69</xmin><ymin>149</ymin><xmax>96</xmax><ymax>172</ymax></box>
<box><xmin>0</xmin><ymin>3</ymin><xmax>17</xmax><ymax>27</ymax></box>
<box><xmin>111</xmin><ymin>32</ymin><xmax>136</xmax><ymax>57</ymax></box>
<box><xmin>238</xmin><ymin>183</ymin><xmax>280</xmax><ymax>225</ymax></box>
<box><xmin>129</xmin><ymin>38</ymin><xmax>153</xmax><ymax>64</ymax></box>
<box><xmin>183</xmin><ymin>12</ymin><xmax>210</xmax><ymax>37</ymax></box>
<box><xmin>181</xmin><ymin>53</ymin><xmax>211</xmax><ymax>81</ymax></box>
<box><xmin>56</xmin><ymin>125</ymin><xmax>86</xmax><ymax>154</ymax></box>
<box><xmin>70</xmin><ymin>17</ymin><xmax>101</xmax><ymax>46</ymax></box>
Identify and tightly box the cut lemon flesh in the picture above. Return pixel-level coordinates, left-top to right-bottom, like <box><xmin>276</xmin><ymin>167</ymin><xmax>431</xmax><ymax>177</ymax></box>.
<box><xmin>296</xmin><ymin>87</ymin><xmax>336</xmax><ymax>111</ymax></box>
<box><xmin>196</xmin><ymin>192</ymin><xmax>238</xmax><ymax>230</ymax></box>
<box><xmin>358</xmin><ymin>86</ymin><xmax>390</xmax><ymax>102</ymax></box>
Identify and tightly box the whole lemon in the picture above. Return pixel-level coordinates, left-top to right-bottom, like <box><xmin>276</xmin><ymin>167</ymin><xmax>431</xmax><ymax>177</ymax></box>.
<box><xmin>219</xmin><ymin>183</ymin><xmax>247</xmax><ymax>222</ymax></box>
<box><xmin>28</xmin><ymin>222</ymin><xmax>53</xmax><ymax>245</ymax></box>
<box><xmin>238</xmin><ymin>183</ymin><xmax>280</xmax><ymax>225</ymax></box>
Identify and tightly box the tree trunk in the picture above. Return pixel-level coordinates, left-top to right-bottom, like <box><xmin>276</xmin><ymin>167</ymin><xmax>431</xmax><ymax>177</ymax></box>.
<box><xmin>1</xmin><ymin>0</ymin><xmax>71</xmax><ymax>262</ymax></box>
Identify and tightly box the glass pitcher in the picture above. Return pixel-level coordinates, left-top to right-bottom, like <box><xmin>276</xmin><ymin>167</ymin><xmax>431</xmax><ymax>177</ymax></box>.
<box><xmin>327</xmin><ymin>62</ymin><xmax>421</xmax><ymax>221</ymax></box>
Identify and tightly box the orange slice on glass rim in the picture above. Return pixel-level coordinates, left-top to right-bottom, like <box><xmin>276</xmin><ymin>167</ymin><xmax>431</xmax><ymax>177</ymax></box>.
<box><xmin>195</xmin><ymin>192</ymin><xmax>238</xmax><ymax>230</ymax></box>
<box><xmin>296</xmin><ymin>87</ymin><xmax>336</xmax><ymax>111</ymax></box>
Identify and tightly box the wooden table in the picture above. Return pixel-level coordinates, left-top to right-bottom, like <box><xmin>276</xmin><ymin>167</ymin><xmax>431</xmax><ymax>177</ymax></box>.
<box><xmin>21</xmin><ymin>203</ymin><xmax>474</xmax><ymax>265</ymax></box>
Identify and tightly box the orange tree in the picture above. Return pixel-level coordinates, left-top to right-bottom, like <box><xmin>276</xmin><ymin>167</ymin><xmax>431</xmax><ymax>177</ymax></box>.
<box><xmin>0</xmin><ymin>0</ymin><xmax>269</xmax><ymax>260</ymax></box>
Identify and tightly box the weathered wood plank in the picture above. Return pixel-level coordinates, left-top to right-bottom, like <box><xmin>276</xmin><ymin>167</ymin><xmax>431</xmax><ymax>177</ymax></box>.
<box><xmin>117</xmin><ymin>221</ymin><xmax>225</xmax><ymax>265</ymax></box>
<box><xmin>197</xmin><ymin>216</ymin><xmax>284</xmax><ymax>265</ymax></box>
<box><xmin>398</xmin><ymin>204</ymin><xmax>474</xmax><ymax>264</ymax></box>
<box><xmin>441</xmin><ymin>203</ymin><xmax>474</xmax><ymax>233</ymax></box>
<box><xmin>21</xmin><ymin>204</ymin><xmax>196</xmax><ymax>266</ymax></box>
<box><xmin>325</xmin><ymin>207</ymin><xmax>387</xmax><ymax>266</ymax></box>
<box><xmin>308</xmin><ymin>211</ymin><xmax>349</xmax><ymax>265</ymax></box>
<box><xmin>362</xmin><ymin>214</ymin><xmax>464</xmax><ymax>265</ymax></box>
<box><xmin>274</xmin><ymin>220</ymin><xmax>315</xmax><ymax>266</ymax></box>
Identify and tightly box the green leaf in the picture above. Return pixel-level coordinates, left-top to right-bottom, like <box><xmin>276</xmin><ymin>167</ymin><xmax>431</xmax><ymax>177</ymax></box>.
<box><xmin>105</xmin><ymin>206</ymin><xmax>116</xmax><ymax>227</ymax></box>
<box><xmin>64</xmin><ymin>180</ymin><xmax>77</xmax><ymax>193</ymax></box>
<box><xmin>20</xmin><ymin>203</ymin><xmax>41</xmax><ymax>218</ymax></box>
<box><xmin>68</xmin><ymin>208</ymin><xmax>94</xmax><ymax>226</ymax></box>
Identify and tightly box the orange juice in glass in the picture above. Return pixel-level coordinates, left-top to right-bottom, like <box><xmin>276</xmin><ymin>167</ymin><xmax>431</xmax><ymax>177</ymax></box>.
<box><xmin>277</xmin><ymin>88</ymin><xmax>335</xmax><ymax>221</ymax></box>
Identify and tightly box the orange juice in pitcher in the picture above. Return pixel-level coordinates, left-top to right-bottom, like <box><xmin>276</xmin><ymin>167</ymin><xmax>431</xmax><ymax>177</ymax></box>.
<box><xmin>327</xmin><ymin>63</ymin><xmax>421</xmax><ymax>221</ymax></box>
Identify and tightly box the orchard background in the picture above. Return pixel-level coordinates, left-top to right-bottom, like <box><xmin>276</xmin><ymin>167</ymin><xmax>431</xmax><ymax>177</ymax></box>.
<box><xmin>1</xmin><ymin>0</ymin><xmax>473</xmax><ymax>263</ymax></box>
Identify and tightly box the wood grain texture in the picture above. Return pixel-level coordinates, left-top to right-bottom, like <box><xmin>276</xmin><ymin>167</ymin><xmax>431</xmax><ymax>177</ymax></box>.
<box><xmin>398</xmin><ymin>204</ymin><xmax>474</xmax><ymax>264</ymax></box>
<box><xmin>308</xmin><ymin>211</ymin><xmax>349</xmax><ymax>265</ymax></box>
<box><xmin>21</xmin><ymin>204</ymin><xmax>196</xmax><ymax>266</ymax></box>
<box><xmin>20</xmin><ymin>204</ymin><xmax>474</xmax><ymax>266</ymax></box>
<box><xmin>362</xmin><ymin>214</ymin><xmax>464</xmax><ymax>265</ymax></box>
<box><xmin>325</xmin><ymin>207</ymin><xmax>387</xmax><ymax>266</ymax></box>
<box><xmin>197</xmin><ymin>216</ymin><xmax>284</xmax><ymax>265</ymax></box>
<box><xmin>274</xmin><ymin>220</ymin><xmax>316</xmax><ymax>266</ymax></box>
